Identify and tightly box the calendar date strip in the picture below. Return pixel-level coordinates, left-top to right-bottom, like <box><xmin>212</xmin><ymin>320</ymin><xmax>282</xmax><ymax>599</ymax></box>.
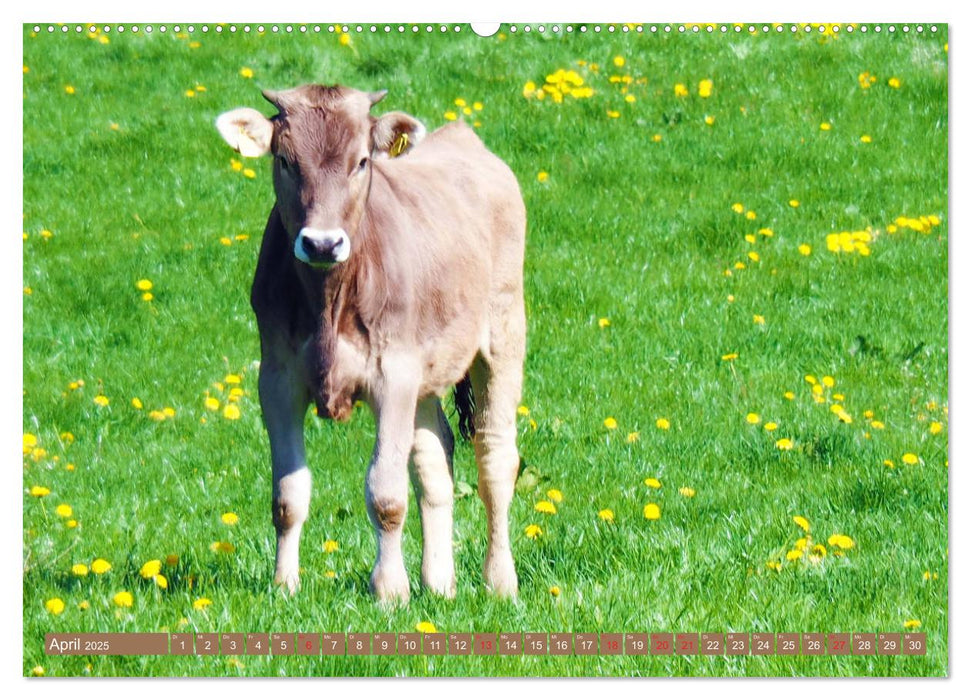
<box><xmin>44</xmin><ymin>632</ymin><xmax>927</xmax><ymax>657</ymax></box>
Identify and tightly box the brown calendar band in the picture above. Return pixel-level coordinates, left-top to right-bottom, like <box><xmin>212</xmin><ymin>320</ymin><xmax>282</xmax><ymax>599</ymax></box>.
<box><xmin>43</xmin><ymin>632</ymin><xmax>928</xmax><ymax>656</ymax></box>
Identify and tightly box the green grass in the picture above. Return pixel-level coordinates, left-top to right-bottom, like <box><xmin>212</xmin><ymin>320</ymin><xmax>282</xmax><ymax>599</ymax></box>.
<box><xmin>22</xmin><ymin>23</ymin><xmax>948</xmax><ymax>677</ymax></box>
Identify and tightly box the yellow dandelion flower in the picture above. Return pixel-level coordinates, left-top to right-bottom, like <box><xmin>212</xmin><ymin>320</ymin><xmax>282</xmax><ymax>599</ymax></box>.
<box><xmin>78</xmin><ymin>600</ymin><xmax>90</xmax><ymax>611</ymax></box>
<box><xmin>55</xmin><ymin>503</ymin><xmax>73</xmax><ymax>518</ymax></box>
<box><xmin>45</xmin><ymin>598</ymin><xmax>66</xmax><ymax>615</ymax></box>
<box><xmin>753</xmin><ymin>314</ymin><xmax>766</xmax><ymax>326</ymax></box>
<box><xmin>902</xmin><ymin>453</ymin><xmax>919</xmax><ymax>465</ymax></box>
<box><xmin>721</xmin><ymin>352</ymin><xmax>738</xmax><ymax>361</ymax></box>
<box><xmin>136</xmin><ymin>279</ymin><xmax>153</xmax><ymax>292</ymax></box>
<box><xmin>705</xmin><ymin>115</ymin><xmax>715</xmax><ymax>126</ymax></box>
<box><xmin>643</xmin><ymin>503</ymin><xmax>661</xmax><ymax>520</ymax></box>
<box><xmin>776</xmin><ymin>438</ymin><xmax>794</xmax><ymax>450</ymax></box>
<box><xmin>139</xmin><ymin>560</ymin><xmax>162</xmax><ymax>579</ymax></box>
<box><xmin>884</xmin><ymin>460</ymin><xmax>895</xmax><ymax>468</ymax></box>
<box><xmin>655</xmin><ymin>417</ymin><xmax>671</xmax><ymax>430</ymax></box>
<box><xmin>240</xmin><ymin>67</ymin><xmax>254</xmax><ymax>79</ymax></box>
<box><xmin>546</xmin><ymin>489</ymin><xmax>564</xmax><ymax>503</ymax></box>
<box><xmin>444</xmin><ymin>111</ymin><xmax>458</xmax><ymax>121</ymax></box>
<box><xmin>731</xmin><ymin>203</ymin><xmax>745</xmax><ymax>214</ymax></box>
<box><xmin>904</xmin><ymin>619</ymin><xmax>921</xmax><ymax>629</ymax></box>
<box><xmin>210</xmin><ymin>541</ymin><xmax>236</xmax><ymax>554</ymax></box>
<box><xmin>91</xmin><ymin>559</ymin><xmax>111</xmax><ymax>574</ymax></box>
<box><xmin>223</xmin><ymin>405</ymin><xmax>241</xmax><ymax>420</ymax></box>
<box><xmin>598</xmin><ymin>508</ymin><xmax>615</xmax><ymax>522</ymax></box>
<box><xmin>23</xmin><ymin>433</ymin><xmax>38</xmax><ymax>453</ymax></box>
<box><xmin>536</xmin><ymin>171</ymin><xmax>549</xmax><ymax>183</ymax></box>
<box><xmin>888</xmin><ymin>77</ymin><xmax>901</xmax><ymax>89</ymax></box>
<box><xmin>764</xmin><ymin>422</ymin><xmax>778</xmax><ymax>432</ymax></box>
<box><xmin>93</xmin><ymin>395</ymin><xmax>110</xmax><ymax>407</ymax></box>
<box><xmin>674</xmin><ymin>83</ymin><xmax>688</xmax><ymax>97</ymax></box>
<box><xmin>644</xmin><ymin>477</ymin><xmax>662</xmax><ymax>489</ymax></box>
<box><xmin>745</xmin><ymin>211</ymin><xmax>757</xmax><ymax>222</ymax></box>
<box><xmin>66</xmin><ymin>519</ymin><xmax>78</xmax><ymax>528</ymax></box>
<box><xmin>679</xmin><ymin>486</ymin><xmax>696</xmax><ymax>498</ymax></box>
<box><xmin>598</xmin><ymin>317</ymin><xmax>610</xmax><ymax>329</ymax></box>
<box><xmin>827</xmin><ymin>534</ymin><xmax>855</xmax><ymax>550</ymax></box>
<box><xmin>72</xmin><ymin>563</ymin><xmax>89</xmax><ymax>577</ymax></box>
<box><xmin>784</xmin><ymin>391</ymin><xmax>795</xmax><ymax>400</ymax></box>
<box><xmin>820</xmin><ymin>122</ymin><xmax>832</xmax><ymax>131</ymax></box>
<box><xmin>613</xmin><ymin>55</ymin><xmax>625</xmax><ymax>67</ymax></box>
<box><xmin>626</xmin><ymin>431</ymin><xmax>640</xmax><ymax>443</ymax></box>
<box><xmin>148</xmin><ymin>410</ymin><xmax>167</xmax><ymax>421</ymax></box>
<box><xmin>205</xmin><ymin>396</ymin><xmax>220</xmax><ymax>411</ymax></box>
<box><xmin>930</xmin><ymin>421</ymin><xmax>943</xmax><ymax>435</ymax></box>
<box><xmin>786</xmin><ymin>549</ymin><xmax>804</xmax><ymax>561</ymax></box>
<box><xmin>155</xmin><ymin>575</ymin><xmax>168</xmax><ymax>589</ymax></box>
<box><xmin>221</xmin><ymin>512</ymin><xmax>239</xmax><ymax>526</ymax></box>
<box><xmin>29</xmin><ymin>485</ymin><xmax>50</xmax><ymax>497</ymax></box>
<box><xmin>651</xmin><ymin>133</ymin><xmax>662</xmax><ymax>142</ymax></box>
<box><xmin>603</xmin><ymin>417</ymin><xmax>618</xmax><ymax>430</ymax></box>
<box><xmin>821</xmin><ymin>375</ymin><xmax>835</xmax><ymax>387</ymax></box>
<box><xmin>193</xmin><ymin>597</ymin><xmax>212</xmax><ymax>611</ymax></box>
<box><xmin>798</xmin><ymin>244</ymin><xmax>812</xmax><ymax>256</ymax></box>
<box><xmin>766</xmin><ymin>561</ymin><xmax>782</xmax><ymax>572</ymax></box>
<box><xmin>242</xmin><ymin>168</ymin><xmax>256</xmax><ymax>179</ymax></box>
<box><xmin>698</xmin><ymin>79</ymin><xmax>713</xmax><ymax>97</ymax></box>
<box><xmin>746</xmin><ymin>413</ymin><xmax>761</xmax><ymax>425</ymax></box>
<box><xmin>416</xmin><ymin>621</ymin><xmax>437</xmax><ymax>634</ymax></box>
<box><xmin>793</xmin><ymin>515</ymin><xmax>810</xmax><ymax>532</ymax></box>
<box><xmin>861</xmin><ymin>134</ymin><xmax>872</xmax><ymax>143</ymax></box>
<box><xmin>131</xmin><ymin>397</ymin><xmax>143</xmax><ymax>410</ymax></box>
<box><xmin>535</xmin><ymin>500</ymin><xmax>557</xmax><ymax>515</ymax></box>
<box><xmin>113</xmin><ymin>591</ymin><xmax>133</xmax><ymax>607</ymax></box>
<box><xmin>65</xmin><ymin>85</ymin><xmax>76</xmax><ymax>95</ymax></box>
<box><xmin>524</xmin><ymin>524</ymin><xmax>542</xmax><ymax>539</ymax></box>
<box><xmin>789</xmin><ymin>199</ymin><xmax>800</xmax><ymax>208</ymax></box>
<box><xmin>323</xmin><ymin>539</ymin><xmax>339</xmax><ymax>554</ymax></box>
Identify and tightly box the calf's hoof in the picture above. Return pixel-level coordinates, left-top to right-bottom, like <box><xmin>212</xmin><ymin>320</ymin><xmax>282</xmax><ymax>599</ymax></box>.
<box><xmin>484</xmin><ymin>552</ymin><xmax>518</xmax><ymax>598</ymax></box>
<box><xmin>274</xmin><ymin>568</ymin><xmax>300</xmax><ymax>595</ymax></box>
<box><xmin>370</xmin><ymin>564</ymin><xmax>411</xmax><ymax>604</ymax></box>
<box><xmin>422</xmin><ymin>570</ymin><xmax>457</xmax><ymax>599</ymax></box>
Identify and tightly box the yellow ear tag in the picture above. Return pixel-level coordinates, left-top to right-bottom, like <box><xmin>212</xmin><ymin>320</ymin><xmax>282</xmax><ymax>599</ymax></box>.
<box><xmin>389</xmin><ymin>132</ymin><xmax>409</xmax><ymax>158</ymax></box>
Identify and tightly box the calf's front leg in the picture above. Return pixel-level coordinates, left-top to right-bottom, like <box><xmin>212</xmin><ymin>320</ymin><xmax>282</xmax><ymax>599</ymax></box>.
<box><xmin>259</xmin><ymin>356</ymin><xmax>311</xmax><ymax>594</ymax></box>
<box><xmin>366</xmin><ymin>362</ymin><xmax>420</xmax><ymax>603</ymax></box>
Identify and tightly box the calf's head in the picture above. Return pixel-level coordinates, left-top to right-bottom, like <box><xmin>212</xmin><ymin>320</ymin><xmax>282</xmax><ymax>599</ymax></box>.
<box><xmin>216</xmin><ymin>85</ymin><xmax>426</xmax><ymax>268</ymax></box>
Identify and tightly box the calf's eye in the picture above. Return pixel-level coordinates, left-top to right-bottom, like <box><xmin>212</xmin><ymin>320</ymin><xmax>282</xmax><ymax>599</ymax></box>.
<box><xmin>358</xmin><ymin>157</ymin><xmax>368</xmax><ymax>171</ymax></box>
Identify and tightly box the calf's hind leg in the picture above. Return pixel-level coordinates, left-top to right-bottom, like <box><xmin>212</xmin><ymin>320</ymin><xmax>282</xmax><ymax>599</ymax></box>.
<box><xmin>470</xmin><ymin>341</ymin><xmax>525</xmax><ymax>597</ymax></box>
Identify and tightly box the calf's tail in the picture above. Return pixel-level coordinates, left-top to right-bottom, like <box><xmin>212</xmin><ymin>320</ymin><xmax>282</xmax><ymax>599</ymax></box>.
<box><xmin>455</xmin><ymin>373</ymin><xmax>476</xmax><ymax>441</ymax></box>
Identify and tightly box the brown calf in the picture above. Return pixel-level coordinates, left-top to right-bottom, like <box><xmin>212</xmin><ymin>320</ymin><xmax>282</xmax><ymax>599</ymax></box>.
<box><xmin>216</xmin><ymin>85</ymin><xmax>526</xmax><ymax>602</ymax></box>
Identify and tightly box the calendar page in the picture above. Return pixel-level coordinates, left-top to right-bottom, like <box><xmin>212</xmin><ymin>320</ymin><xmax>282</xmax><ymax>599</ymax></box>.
<box><xmin>22</xmin><ymin>21</ymin><xmax>947</xmax><ymax>678</ymax></box>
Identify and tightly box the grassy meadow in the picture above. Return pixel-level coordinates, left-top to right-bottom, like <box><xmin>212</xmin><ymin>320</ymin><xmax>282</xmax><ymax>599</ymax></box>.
<box><xmin>22</xmin><ymin>23</ymin><xmax>948</xmax><ymax>677</ymax></box>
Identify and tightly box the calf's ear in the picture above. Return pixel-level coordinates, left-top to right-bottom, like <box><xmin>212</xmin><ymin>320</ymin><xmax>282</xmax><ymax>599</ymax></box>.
<box><xmin>215</xmin><ymin>108</ymin><xmax>273</xmax><ymax>157</ymax></box>
<box><xmin>371</xmin><ymin>112</ymin><xmax>426</xmax><ymax>158</ymax></box>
